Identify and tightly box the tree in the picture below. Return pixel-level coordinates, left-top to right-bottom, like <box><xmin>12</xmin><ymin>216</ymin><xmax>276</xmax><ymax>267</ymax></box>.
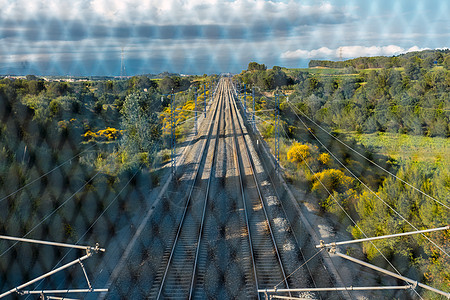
<box><xmin>272</xmin><ymin>66</ymin><xmax>282</xmax><ymax>72</ymax></box>
<box><xmin>248</xmin><ymin>62</ymin><xmax>267</xmax><ymax>71</ymax></box>
<box><xmin>404</xmin><ymin>56</ymin><xmax>422</xmax><ymax>80</ymax></box>
<box><xmin>120</xmin><ymin>91</ymin><xmax>161</xmax><ymax>161</ymax></box>
<box><xmin>444</xmin><ymin>56</ymin><xmax>450</xmax><ymax>70</ymax></box>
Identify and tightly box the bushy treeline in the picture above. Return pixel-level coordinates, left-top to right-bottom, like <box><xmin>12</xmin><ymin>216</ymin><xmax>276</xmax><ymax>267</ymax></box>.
<box><xmin>0</xmin><ymin>73</ymin><xmax>204</xmax><ymax>291</ymax></box>
<box><xmin>234</xmin><ymin>63</ymin><xmax>295</xmax><ymax>90</ymax></box>
<box><xmin>259</xmin><ymin>51</ymin><xmax>450</xmax><ymax>293</ymax></box>
<box><xmin>0</xmin><ymin>73</ymin><xmax>199</xmax><ymax>184</ymax></box>
<box><xmin>309</xmin><ymin>49</ymin><xmax>450</xmax><ymax>69</ymax></box>
<box><xmin>283</xmin><ymin>136</ymin><xmax>449</xmax><ymax>294</ymax></box>
<box><xmin>290</xmin><ymin>66</ymin><xmax>450</xmax><ymax>137</ymax></box>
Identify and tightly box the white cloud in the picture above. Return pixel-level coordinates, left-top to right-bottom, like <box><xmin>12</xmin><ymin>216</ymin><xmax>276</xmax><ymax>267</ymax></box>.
<box><xmin>0</xmin><ymin>0</ymin><xmax>348</xmax><ymax>26</ymax></box>
<box><xmin>281</xmin><ymin>45</ymin><xmax>430</xmax><ymax>60</ymax></box>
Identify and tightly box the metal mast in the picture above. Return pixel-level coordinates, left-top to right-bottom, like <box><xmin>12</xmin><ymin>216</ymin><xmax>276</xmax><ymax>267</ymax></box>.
<box><xmin>252</xmin><ymin>86</ymin><xmax>255</xmax><ymax>131</ymax></box>
<box><xmin>194</xmin><ymin>87</ymin><xmax>198</xmax><ymax>135</ymax></box>
<box><xmin>274</xmin><ymin>89</ymin><xmax>280</xmax><ymax>170</ymax></box>
<box><xmin>170</xmin><ymin>89</ymin><xmax>176</xmax><ymax>178</ymax></box>
<box><xmin>120</xmin><ymin>48</ymin><xmax>125</xmax><ymax>79</ymax></box>
<box><xmin>243</xmin><ymin>83</ymin><xmax>247</xmax><ymax>119</ymax></box>
<box><xmin>203</xmin><ymin>83</ymin><xmax>207</xmax><ymax>116</ymax></box>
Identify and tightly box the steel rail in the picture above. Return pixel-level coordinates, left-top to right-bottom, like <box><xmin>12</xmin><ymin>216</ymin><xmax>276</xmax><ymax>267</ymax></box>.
<box><xmin>228</xmin><ymin>79</ymin><xmax>291</xmax><ymax>297</ymax></box>
<box><xmin>238</xmin><ymin>89</ymin><xmax>349</xmax><ymax>299</ymax></box>
<box><xmin>236</xmin><ymin>101</ymin><xmax>320</xmax><ymax>291</ymax></box>
<box><xmin>155</xmin><ymin>79</ymin><xmax>224</xmax><ymax>299</ymax></box>
<box><xmin>230</xmin><ymin>84</ymin><xmax>291</xmax><ymax>296</ymax></box>
<box><xmin>188</xmin><ymin>79</ymin><xmax>225</xmax><ymax>299</ymax></box>
<box><xmin>227</xmin><ymin>80</ymin><xmax>261</xmax><ymax>300</ymax></box>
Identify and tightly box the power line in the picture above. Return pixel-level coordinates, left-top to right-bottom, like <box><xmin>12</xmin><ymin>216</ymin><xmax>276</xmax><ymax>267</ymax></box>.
<box><xmin>27</xmin><ymin>161</ymin><xmax>148</xmax><ymax>299</ymax></box>
<box><xmin>276</xmin><ymin>124</ymin><xmax>424</xmax><ymax>299</ymax></box>
<box><xmin>0</xmin><ymin>168</ymin><xmax>103</xmax><ymax>258</ymax></box>
<box><xmin>286</xmin><ymin>101</ymin><xmax>450</xmax><ymax>258</ymax></box>
<box><xmin>0</xmin><ymin>143</ymin><xmax>96</xmax><ymax>204</ymax></box>
<box><xmin>288</xmin><ymin>102</ymin><xmax>450</xmax><ymax>211</ymax></box>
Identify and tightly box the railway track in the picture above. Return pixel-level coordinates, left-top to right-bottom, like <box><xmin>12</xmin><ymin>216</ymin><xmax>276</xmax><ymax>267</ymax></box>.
<box><xmin>149</xmin><ymin>81</ymin><xmax>225</xmax><ymax>299</ymax></box>
<box><xmin>148</xmin><ymin>78</ymin><xmax>322</xmax><ymax>299</ymax></box>
<box><xmin>226</xmin><ymin>80</ymin><xmax>291</xmax><ymax>298</ymax></box>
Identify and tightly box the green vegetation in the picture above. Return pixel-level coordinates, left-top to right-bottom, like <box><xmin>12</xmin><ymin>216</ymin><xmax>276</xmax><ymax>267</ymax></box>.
<box><xmin>309</xmin><ymin>49</ymin><xmax>449</xmax><ymax>69</ymax></box>
<box><xmin>346</xmin><ymin>131</ymin><xmax>450</xmax><ymax>166</ymax></box>
<box><xmin>0</xmin><ymin>73</ymin><xmax>212</xmax><ymax>288</ymax></box>
<box><xmin>243</xmin><ymin>49</ymin><xmax>450</xmax><ymax>295</ymax></box>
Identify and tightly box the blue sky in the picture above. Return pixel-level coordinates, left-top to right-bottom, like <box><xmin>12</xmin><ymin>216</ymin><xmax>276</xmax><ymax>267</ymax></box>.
<box><xmin>0</xmin><ymin>0</ymin><xmax>448</xmax><ymax>76</ymax></box>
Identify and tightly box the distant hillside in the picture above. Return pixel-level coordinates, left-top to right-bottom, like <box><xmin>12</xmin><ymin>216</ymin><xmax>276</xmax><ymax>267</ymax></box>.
<box><xmin>309</xmin><ymin>49</ymin><xmax>450</xmax><ymax>69</ymax></box>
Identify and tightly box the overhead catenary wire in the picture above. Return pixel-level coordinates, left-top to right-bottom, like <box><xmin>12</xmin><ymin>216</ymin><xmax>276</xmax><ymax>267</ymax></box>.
<box><xmin>27</xmin><ymin>160</ymin><xmax>148</xmax><ymax>299</ymax></box>
<box><xmin>275</xmin><ymin>124</ymin><xmax>425</xmax><ymax>300</ymax></box>
<box><xmin>0</xmin><ymin>168</ymin><xmax>103</xmax><ymax>258</ymax></box>
<box><xmin>232</xmin><ymin>82</ymin><xmax>343</xmax><ymax>299</ymax></box>
<box><xmin>100</xmin><ymin>82</ymin><xmax>224</xmax><ymax>298</ymax></box>
<box><xmin>288</xmin><ymin>100</ymin><xmax>450</xmax><ymax>211</ymax></box>
<box><xmin>273</xmin><ymin>248</ymin><xmax>324</xmax><ymax>290</ymax></box>
<box><xmin>25</xmin><ymin>136</ymin><xmax>164</xmax><ymax>297</ymax></box>
<box><xmin>0</xmin><ymin>143</ymin><xmax>97</xmax><ymax>204</ymax></box>
<box><xmin>285</xmin><ymin>100</ymin><xmax>450</xmax><ymax>258</ymax></box>
<box><xmin>235</xmin><ymin>80</ymin><xmax>425</xmax><ymax>298</ymax></box>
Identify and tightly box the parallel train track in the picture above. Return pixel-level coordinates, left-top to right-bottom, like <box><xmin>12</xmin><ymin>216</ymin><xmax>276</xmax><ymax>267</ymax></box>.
<box><xmin>150</xmin><ymin>78</ymin><xmax>319</xmax><ymax>299</ymax></box>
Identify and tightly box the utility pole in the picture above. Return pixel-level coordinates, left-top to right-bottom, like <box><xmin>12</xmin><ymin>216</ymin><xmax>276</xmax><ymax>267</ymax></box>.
<box><xmin>203</xmin><ymin>83</ymin><xmax>206</xmax><ymax>116</ymax></box>
<box><xmin>194</xmin><ymin>87</ymin><xmax>198</xmax><ymax>135</ymax></box>
<box><xmin>209</xmin><ymin>83</ymin><xmax>212</xmax><ymax>105</ymax></box>
<box><xmin>170</xmin><ymin>89</ymin><xmax>176</xmax><ymax>178</ymax></box>
<box><xmin>252</xmin><ymin>86</ymin><xmax>255</xmax><ymax>131</ymax></box>
<box><xmin>274</xmin><ymin>89</ymin><xmax>280</xmax><ymax>171</ymax></box>
<box><xmin>243</xmin><ymin>83</ymin><xmax>247</xmax><ymax>119</ymax></box>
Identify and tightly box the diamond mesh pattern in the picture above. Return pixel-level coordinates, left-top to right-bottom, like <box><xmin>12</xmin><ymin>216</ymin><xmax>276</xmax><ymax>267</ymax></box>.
<box><xmin>0</xmin><ymin>1</ymin><xmax>448</xmax><ymax>299</ymax></box>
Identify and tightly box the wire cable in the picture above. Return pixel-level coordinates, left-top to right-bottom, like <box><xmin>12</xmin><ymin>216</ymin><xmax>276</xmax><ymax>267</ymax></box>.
<box><xmin>288</xmin><ymin>101</ymin><xmax>450</xmax><ymax>211</ymax></box>
<box><xmin>286</xmin><ymin>101</ymin><xmax>450</xmax><ymax>258</ymax></box>
<box><xmin>274</xmin><ymin>248</ymin><xmax>324</xmax><ymax>290</ymax></box>
<box><xmin>0</xmin><ymin>169</ymin><xmax>103</xmax><ymax>258</ymax></box>
<box><xmin>276</xmin><ymin>125</ymin><xmax>424</xmax><ymax>299</ymax></box>
<box><xmin>0</xmin><ymin>143</ymin><xmax>96</xmax><ymax>204</ymax></box>
<box><xmin>25</xmin><ymin>162</ymin><xmax>147</xmax><ymax>299</ymax></box>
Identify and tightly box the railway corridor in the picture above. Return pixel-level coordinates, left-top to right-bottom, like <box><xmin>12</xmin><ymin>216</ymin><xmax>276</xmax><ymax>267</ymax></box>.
<box><xmin>113</xmin><ymin>78</ymin><xmax>338</xmax><ymax>299</ymax></box>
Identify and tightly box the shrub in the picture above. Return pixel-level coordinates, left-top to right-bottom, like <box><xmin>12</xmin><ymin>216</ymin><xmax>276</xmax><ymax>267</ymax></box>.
<box><xmin>311</xmin><ymin>168</ymin><xmax>354</xmax><ymax>199</ymax></box>
<box><xmin>287</xmin><ymin>142</ymin><xmax>310</xmax><ymax>164</ymax></box>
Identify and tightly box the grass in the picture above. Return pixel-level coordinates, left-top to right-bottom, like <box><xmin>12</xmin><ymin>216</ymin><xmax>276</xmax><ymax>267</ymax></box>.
<box><xmin>345</xmin><ymin>131</ymin><xmax>450</xmax><ymax>166</ymax></box>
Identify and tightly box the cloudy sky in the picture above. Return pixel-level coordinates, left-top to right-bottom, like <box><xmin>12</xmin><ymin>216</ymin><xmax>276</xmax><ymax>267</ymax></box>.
<box><xmin>0</xmin><ymin>0</ymin><xmax>448</xmax><ymax>75</ymax></box>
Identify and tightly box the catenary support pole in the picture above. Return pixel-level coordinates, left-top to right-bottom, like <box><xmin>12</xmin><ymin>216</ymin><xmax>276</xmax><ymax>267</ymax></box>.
<box><xmin>194</xmin><ymin>88</ymin><xmax>198</xmax><ymax>135</ymax></box>
<box><xmin>252</xmin><ymin>86</ymin><xmax>255</xmax><ymax>131</ymax></box>
<box><xmin>243</xmin><ymin>83</ymin><xmax>247</xmax><ymax>118</ymax></box>
<box><xmin>274</xmin><ymin>90</ymin><xmax>280</xmax><ymax>170</ymax></box>
<box><xmin>170</xmin><ymin>89</ymin><xmax>176</xmax><ymax>178</ymax></box>
<box><xmin>203</xmin><ymin>83</ymin><xmax>206</xmax><ymax>117</ymax></box>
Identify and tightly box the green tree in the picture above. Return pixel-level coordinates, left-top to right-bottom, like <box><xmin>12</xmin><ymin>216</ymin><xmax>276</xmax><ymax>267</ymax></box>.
<box><xmin>248</xmin><ymin>62</ymin><xmax>267</xmax><ymax>71</ymax></box>
<box><xmin>120</xmin><ymin>91</ymin><xmax>161</xmax><ymax>162</ymax></box>
<box><xmin>444</xmin><ymin>55</ymin><xmax>450</xmax><ymax>70</ymax></box>
<box><xmin>404</xmin><ymin>56</ymin><xmax>422</xmax><ymax>80</ymax></box>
